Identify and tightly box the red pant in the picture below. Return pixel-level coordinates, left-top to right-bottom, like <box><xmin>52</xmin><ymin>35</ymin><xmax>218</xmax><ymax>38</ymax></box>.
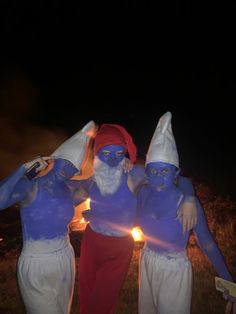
<box><xmin>79</xmin><ymin>224</ymin><xmax>134</xmax><ymax>314</ymax></box>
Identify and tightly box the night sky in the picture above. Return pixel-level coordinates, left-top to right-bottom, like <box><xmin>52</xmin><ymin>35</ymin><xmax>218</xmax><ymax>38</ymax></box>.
<box><xmin>1</xmin><ymin>3</ymin><xmax>236</xmax><ymax>200</ymax></box>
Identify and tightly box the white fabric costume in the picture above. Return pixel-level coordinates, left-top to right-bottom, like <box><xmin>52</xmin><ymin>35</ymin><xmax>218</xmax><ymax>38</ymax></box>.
<box><xmin>138</xmin><ymin>112</ymin><xmax>233</xmax><ymax>314</ymax></box>
<box><xmin>0</xmin><ymin>121</ymin><xmax>96</xmax><ymax>314</ymax></box>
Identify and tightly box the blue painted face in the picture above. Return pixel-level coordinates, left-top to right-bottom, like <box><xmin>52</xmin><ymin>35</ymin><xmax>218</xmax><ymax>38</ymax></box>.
<box><xmin>145</xmin><ymin>162</ymin><xmax>179</xmax><ymax>190</ymax></box>
<box><xmin>97</xmin><ymin>145</ymin><xmax>126</xmax><ymax>167</ymax></box>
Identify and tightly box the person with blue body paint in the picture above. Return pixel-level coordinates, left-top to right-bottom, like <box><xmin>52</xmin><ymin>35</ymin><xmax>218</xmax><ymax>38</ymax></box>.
<box><xmin>137</xmin><ymin>112</ymin><xmax>235</xmax><ymax>314</ymax></box>
<box><xmin>0</xmin><ymin>121</ymin><xmax>96</xmax><ymax>314</ymax></box>
<box><xmin>67</xmin><ymin>123</ymin><xmax>198</xmax><ymax>314</ymax></box>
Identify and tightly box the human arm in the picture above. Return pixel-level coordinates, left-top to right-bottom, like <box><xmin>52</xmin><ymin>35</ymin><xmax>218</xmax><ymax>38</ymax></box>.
<box><xmin>224</xmin><ymin>288</ymin><xmax>236</xmax><ymax>314</ymax></box>
<box><xmin>225</xmin><ymin>301</ymin><xmax>236</xmax><ymax>314</ymax></box>
<box><xmin>24</xmin><ymin>156</ymin><xmax>48</xmax><ymax>179</ymax></box>
<box><xmin>123</xmin><ymin>157</ymin><xmax>133</xmax><ymax>173</ymax></box>
<box><xmin>193</xmin><ymin>198</ymin><xmax>233</xmax><ymax>281</ymax></box>
<box><xmin>127</xmin><ymin>164</ymin><xmax>146</xmax><ymax>194</ymax></box>
<box><xmin>222</xmin><ymin>289</ymin><xmax>236</xmax><ymax>314</ymax></box>
<box><xmin>193</xmin><ymin>198</ymin><xmax>235</xmax><ymax>311</ymax></box>
<box><xmin>66</xmin><ymin>178</ymin><xmax>92</xmax><ymax>206</ymax></box>
<box><xmin>0</xmin><ymin>165</ymin><xmax>34</xmax><ymax>209</ymax></box>
<box><xmin>177</xmin><ymin>176</ymin><xmax>197</xmax><ymax>233</ymax></box>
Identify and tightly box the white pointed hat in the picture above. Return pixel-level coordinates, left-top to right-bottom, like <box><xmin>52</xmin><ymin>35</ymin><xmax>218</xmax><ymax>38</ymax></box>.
<box><xmin>145</xmin><ymin>111</ymin><xmax>179</xmax><ymax>168</ymax></box>
<box><xmin>51</xmin><ymin>120</ymin><xmax>97</xmax><ymax>170</ymax></box>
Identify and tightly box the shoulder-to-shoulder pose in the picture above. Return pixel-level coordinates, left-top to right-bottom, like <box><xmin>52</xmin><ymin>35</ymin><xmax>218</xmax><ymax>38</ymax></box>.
<box><xmin>137</xmin><ymin>112</ymin><xmax>235</xmax><ymax>314</ymax></box>
<box><xmin>67</xmin><ymin>123</ymin><xmax>198</xmax><ymax>314</ymax></box>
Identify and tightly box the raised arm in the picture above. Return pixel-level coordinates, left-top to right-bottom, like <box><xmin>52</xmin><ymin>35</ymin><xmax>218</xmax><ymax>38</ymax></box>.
<box><xmin>0</xmin><ymin>165</ymin><xmax>34</xmax><ymax>209</ymax></box>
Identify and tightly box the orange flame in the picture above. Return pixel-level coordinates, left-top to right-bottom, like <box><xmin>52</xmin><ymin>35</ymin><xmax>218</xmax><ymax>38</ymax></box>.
<box><xmin>131</xmin><ymin>227</ymin><xmax>144</xmax><ymax>242</ymax></box>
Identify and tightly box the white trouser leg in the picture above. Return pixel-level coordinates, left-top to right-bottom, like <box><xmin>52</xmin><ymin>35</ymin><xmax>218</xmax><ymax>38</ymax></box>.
<box><xmin>139</xmin><ymin>247</ymin><xmax>192</xmax><ymax>314</ymax></box>
<box><xmin>17</xmin><ymin>240</ymin><xmax>75</xmax><ymax>314</ymax></box>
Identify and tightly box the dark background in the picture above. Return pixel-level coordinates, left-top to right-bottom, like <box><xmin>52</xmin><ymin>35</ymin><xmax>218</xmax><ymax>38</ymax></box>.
<box><xmin>0</xmin><ymin>2</ymin><xmax>236</xmax><ymax>200</ymax></box>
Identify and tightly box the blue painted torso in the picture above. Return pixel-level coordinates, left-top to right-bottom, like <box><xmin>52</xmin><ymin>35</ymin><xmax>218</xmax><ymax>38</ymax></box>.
<box><xmin>20</xmin><ymin>178</ymin><xmax>74</xmax><ymax>241</ymax></box>
<box><xmin>0</xmin><ymin>165</ymin><xmax>74</xmax><ymax>243</ymax></box>
<box><xmin>137</xmin><ymin>180</ymin><xmax>233</xmax><ymax>281</ymax></box>
<box><xmin>138</xmin><ymin>184</ymin><xmax>189</xmax><ymax>253</ymax></box>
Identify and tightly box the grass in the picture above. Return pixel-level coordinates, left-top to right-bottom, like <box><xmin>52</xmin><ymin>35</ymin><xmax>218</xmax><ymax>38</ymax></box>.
<box><xmin>0</xmin><ymin>182</ymin><xmax>236</xmax><ymax>313</ymax></box>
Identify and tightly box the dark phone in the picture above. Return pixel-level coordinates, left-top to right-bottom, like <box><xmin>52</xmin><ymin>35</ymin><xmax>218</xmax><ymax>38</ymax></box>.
<box><xmin>25</xmin><ymin>161</ymin><xmax>41</xmax><ymax>180</ymax></box>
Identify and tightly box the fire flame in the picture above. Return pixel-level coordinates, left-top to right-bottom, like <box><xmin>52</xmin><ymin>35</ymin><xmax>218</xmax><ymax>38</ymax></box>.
<box><xmin>131</xmin><ymin>227</ymin><xmax>144</xmax><ymax>242</ymax></box>
<box><xmin>85</xmin><ymin>198</ymin><xmax>90</xmax><ymax>209</ymax></box>
<box><xmin>70</xmin><ymin>198</ymin><xmax>144</xmax><ymax>242</ymax></box>
<box><xmin>80</xmin><ymin>217</ymin><xmax>86</xmax><ymax>224</ymax></box>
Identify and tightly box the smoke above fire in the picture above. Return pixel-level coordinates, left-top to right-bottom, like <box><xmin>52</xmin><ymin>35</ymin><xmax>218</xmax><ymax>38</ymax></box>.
<box><xmin>0</xmin><ymin>67</ymin><xmax>68</xmax><ymax>178</ymax></box>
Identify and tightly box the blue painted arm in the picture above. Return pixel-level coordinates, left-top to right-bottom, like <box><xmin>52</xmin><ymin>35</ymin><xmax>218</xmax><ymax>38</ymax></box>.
<box><xmin>178</xmin><ymin>176</ymin><xmax>195</xmax><ymax>200</ymax></box>
<box><xmin>194</xmin><ymin>198</ymin><xmax>233</xmax><ymax>281</ymax></box>
<box><xmin>66</xmin><ymin>178</ymin><xmax>92</xmax><ymax>206</ymax></box>
<box><xmin>0</xmin><ymin>165</ymin><xmax>34</xmax><ymax>209</ymax></box>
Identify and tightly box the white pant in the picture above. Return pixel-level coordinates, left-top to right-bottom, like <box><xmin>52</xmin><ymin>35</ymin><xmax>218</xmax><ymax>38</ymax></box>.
<box><xmin>17</xmin><ymin>237</ymin><xmax>75</xmax><ymax>314</ymax></box>
<box><xmin>139</xmin><ymin>246</ymin><xmax>192</xmax><ymax>314</ymax></box>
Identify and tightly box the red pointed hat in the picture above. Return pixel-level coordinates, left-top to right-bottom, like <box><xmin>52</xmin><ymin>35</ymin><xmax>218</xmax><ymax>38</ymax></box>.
<box><xmin>94</xmin><ymin>124</ymin><xmax>137</xmax><ymax>163</ymax></box>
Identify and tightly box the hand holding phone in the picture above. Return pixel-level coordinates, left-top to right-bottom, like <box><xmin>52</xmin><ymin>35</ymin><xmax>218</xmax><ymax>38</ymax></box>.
<box><xmin>215</xmin><ymin>277</ymin><xmax>236</xmax><ymax>299</ymax></box>
<box><xmin>24</xmin><ymin>157</ymin><xmax>48</xmax><ymax>180</ymax></box>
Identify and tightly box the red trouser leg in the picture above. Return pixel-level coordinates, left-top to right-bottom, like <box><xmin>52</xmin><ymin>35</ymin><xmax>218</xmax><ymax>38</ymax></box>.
<box><xmin>79</xmin><ymin>225</ymin><xmax>97</xmax><ymax>314</ymax></box>
<box><xmin>79</xmin><ymin>225</ymin><xmax>134</xmax><ymax>314</ymax></box>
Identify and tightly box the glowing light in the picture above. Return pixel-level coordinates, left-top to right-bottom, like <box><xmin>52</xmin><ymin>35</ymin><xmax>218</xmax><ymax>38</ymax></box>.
<box><xmin>85</xmin><ymin>198</ymin><xmax>90</xmax><ymax>209</ymax></box>
<box><xmin>70</xmin><ymin>198</ymin><xmax>91</xmax><ymax>231</ymax></box>
<box><xmin>80</xmin><ymin>217</ymin><xmax>86</xmax><ymax>224</ymax></box>
<box><xmin>131</xmin><ymin>227</ymin><xmax>144</xmax><ymax>242</ymax></box>
<box><xmin>0</xmin><ymin>238</ymin><xmax>3</xmax><ymax>242</ymax></box>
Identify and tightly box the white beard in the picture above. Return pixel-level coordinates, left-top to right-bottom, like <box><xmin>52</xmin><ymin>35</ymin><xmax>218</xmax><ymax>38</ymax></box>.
<box><xmin>93</xmin><ymin>156</ymin><xmax>124</xmax><ymax>196</ymax></box>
